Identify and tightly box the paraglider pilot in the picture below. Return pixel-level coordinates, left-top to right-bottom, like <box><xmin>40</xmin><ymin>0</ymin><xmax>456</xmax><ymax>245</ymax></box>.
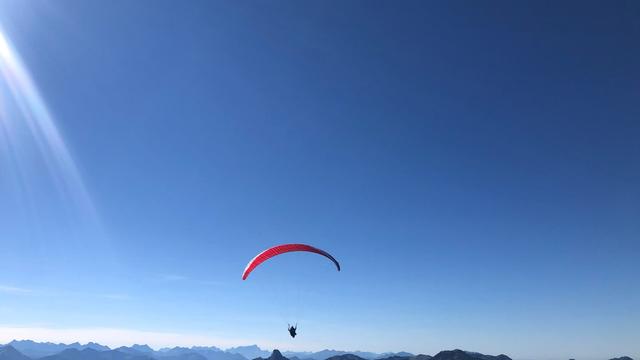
<box><xmin>288</xmin><ymin>324</ymin><xmax>297</xmax><ymax>338</ymax></box>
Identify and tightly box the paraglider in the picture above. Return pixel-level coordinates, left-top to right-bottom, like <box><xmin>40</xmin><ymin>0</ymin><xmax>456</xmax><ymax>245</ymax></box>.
<box><xmin>288</xmin><ymin>324</ymin><xmax>297</xmax><ymax>338</ymax></box>
<box><xmin>242</xmin><ymin>243</ymin><xmax>340</xmax><ymax>338</ymax></box>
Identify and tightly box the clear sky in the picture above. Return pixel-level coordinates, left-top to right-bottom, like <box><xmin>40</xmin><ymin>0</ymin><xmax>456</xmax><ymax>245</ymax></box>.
<box><xmin>0</xmin><ymin>1</ymin><xmax>638</xmax><ymax>360</ymax></box>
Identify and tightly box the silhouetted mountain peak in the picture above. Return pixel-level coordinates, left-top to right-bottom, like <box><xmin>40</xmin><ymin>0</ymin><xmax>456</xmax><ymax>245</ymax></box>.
<box><xmin>609</xmin><ymin>357</ymin><xmax>634</xmax><ymax>360</ymax></box>
<box><xmin>270</xmin><ymin>351</ymin><xmax>286</xmax><ymax>360</ymax></box>
<box><xmin>253</xmin><ymin>350</ymin><xmax>288</xmax><ymax>360</ymax></box>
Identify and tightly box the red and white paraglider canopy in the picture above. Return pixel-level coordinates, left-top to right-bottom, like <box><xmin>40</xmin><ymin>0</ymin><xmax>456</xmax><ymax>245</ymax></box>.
<box><xmin>242</xmin><ymin>243</ymin><xmax>340</xmax><ymax>280</ymax></box>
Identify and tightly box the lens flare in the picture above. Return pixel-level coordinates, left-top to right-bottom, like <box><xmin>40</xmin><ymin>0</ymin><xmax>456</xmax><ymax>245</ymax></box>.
<box><xmin>0</xmin><ymin>30</ymin><xmax>101</xmax><ymax>234</ymax></box>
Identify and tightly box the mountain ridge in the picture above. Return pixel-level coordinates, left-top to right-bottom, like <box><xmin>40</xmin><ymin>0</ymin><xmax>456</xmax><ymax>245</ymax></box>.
<box><xmin>2</xmin><ymin>341</ymin><xmax>636</xmax><ymax>360</ymax></box>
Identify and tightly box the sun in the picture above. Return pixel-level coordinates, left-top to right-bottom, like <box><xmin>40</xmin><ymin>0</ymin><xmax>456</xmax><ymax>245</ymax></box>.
<box><xmin>0</xmin><ymin>32</ymin><xmax>11</xmax><ymax>61</ymax></box>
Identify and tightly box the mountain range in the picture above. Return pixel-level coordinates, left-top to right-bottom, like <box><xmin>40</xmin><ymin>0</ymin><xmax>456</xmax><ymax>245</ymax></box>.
<box><xmin>0</xmin><ymin>341</ymin><xmax>634</xmax><ymax>360</ymax></box>
<box><xmin>1</xmin><ymin>342</ymin><xmax>414</xmax><ymax>360</ymax></box>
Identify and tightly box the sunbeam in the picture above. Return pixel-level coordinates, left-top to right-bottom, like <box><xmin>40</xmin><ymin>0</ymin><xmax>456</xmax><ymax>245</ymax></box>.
<box><xmin>0</xmin><ymin>29</ymin><xmax>101</xmax><ymax>234</ymax></box>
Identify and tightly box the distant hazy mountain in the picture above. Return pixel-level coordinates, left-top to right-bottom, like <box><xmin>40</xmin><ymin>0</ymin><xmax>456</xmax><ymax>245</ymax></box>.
<box><xmin>7</xmin><ymin>340</ymin><xmax>66</xmax><ymax>358</ymax></box>
<box><xmin>1</xmin><ymin>341</ymin><xmax>427</xmax><ymax>360</ymax></box>
<box><xmin>6</xmin><ymin>341</ymin><xmax>111</xmax><ymax>358</ymax></box>
<box><xmin>8</xmin><ymin>341</ymin><xmax>67</xmax><ymax>358</ymax></box>
<box><xmin>101</xmin><ymin>350</ymin><xmax>156</xmax><ymax>360</ymax></box>
<box><xmin>376</xmin><ymin>355</ymin><xmax>430</xmax><ymax>360</ymax></box>
<box><xmin>227</xmin><ymin>346</ymin><xmax>270</xmax><ymax>360</ymax></box>
<box><xmin>191</xmin><ymin>348</ymin><xmax>222</xmax><ymax>354</ymax></box>
<box><xmin>82</xmin><ymin>345</ymin><xmax>111</xmax><ymax>353</ymax></box>
<box><xmin>40</xmin><ymin>348</ymin><xmax>102</xmax><ymax>360</ymax></box>
<box><xmin>2</xmin><ymin>342</ymin><xmax>635</xmax><ymax>360</ymax></box>
<box><xmin>324</xmin><ymin>352</ymin><xmax>368</xmax><ymax>360</ymax></box>
<box><xmin>114</xmin><ymin>347</ymin><xmax>144</xmax><ymax>356</ymax></box>
<box><xmin>63</xmin><ymin>344</ymin><xmax>111</xmax><ymax>353</ymax></box>
<box><xmin>280</xmin><ymin>351</ymin><xmax>308</xmax><ymax>359</ymax></box>
<box><xmin>284</xmin><ymin>350</ymin><xmax>414</xmax><ymax>360</ymax></box>
<box><xmin>326</xmin><ymin>354</ymin><xmax>366</xmax><ymax>360</ymax></box>
<box><xmin>152</xmin><ymin>346</ymin><xmax>245</xmax><ymax>360</ymax></box>
<box><xmin>431</xmin><ymin>350</ymin><xmax>510</xmax><ymax>360</ymax></box>
<box><xmin>193</xmin><ymin>349</ymin><xmax>246</xmax><ymax>360</ymax></box>
<box><xmin>155</xmin><ymin>353</ymin><xmax>206</xmax><ymax>360</ymax></box>
<box><xmin>0</xmin><ymin>346</ymin><xmax>32</xmax><ymax>360</ymax></box>
<box><xmin>40</xmin><ymin>348</ymin><xmax>154</xmax><ymax>360</ymax></box>
<box><xmin>271</xmin><ymin>350</ymin><xmax>507</xmax><ymax>360</ymax></box>
<box><xmin>376</xmin><ymin>354</ymin><xmax>414</xmax><ymax>359</ymax></box>
<box><xmin>131</xmin><ymin>346</ymin><xmax>154</xmax><ymax>354</ymax></box>
<box><xmin>0</xmin><ymin>341</ymin><xmax>536</xmax><ymax>360</ymax></box>
<box><xmin>157</xmin><ymin>348</ymin><xmax>195</xmax><ymax>357</ymax></box>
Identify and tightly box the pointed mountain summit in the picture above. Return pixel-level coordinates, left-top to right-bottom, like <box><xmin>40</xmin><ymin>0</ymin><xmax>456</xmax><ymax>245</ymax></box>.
<box><xmin>253</xmin><ymin>350</ymin><xmax>289</xmax><ymax>360</ymax></box>
<box><xmin>271</xmin><ymin>351</ymin><xmax>287</xmax><ymax>360</ymax></box>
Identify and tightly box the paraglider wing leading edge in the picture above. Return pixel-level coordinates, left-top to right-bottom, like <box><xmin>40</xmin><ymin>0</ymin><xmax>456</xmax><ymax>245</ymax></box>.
<box><xmin>242</xmin><ymin>243</ymin><xmax>340</xmax><ymax>280</ymax></box>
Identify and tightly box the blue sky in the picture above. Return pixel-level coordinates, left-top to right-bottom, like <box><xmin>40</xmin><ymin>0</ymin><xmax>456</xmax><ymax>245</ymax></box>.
<box><xmin>0</xmin><ymin>1</ymin><xmax>638</xmax><ymax>359</ymax></box>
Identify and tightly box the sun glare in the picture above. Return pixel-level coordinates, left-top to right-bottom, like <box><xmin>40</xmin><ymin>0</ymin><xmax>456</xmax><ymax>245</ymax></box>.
<box><xmin>0</xmin><ymin>32</ymin><xmax>12</xmax><ymax>61</ymax></box>
<box><xmin>0</xmin><ymin>28</ymin><xmax>102</xmax><ymax>234</ymax></box>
